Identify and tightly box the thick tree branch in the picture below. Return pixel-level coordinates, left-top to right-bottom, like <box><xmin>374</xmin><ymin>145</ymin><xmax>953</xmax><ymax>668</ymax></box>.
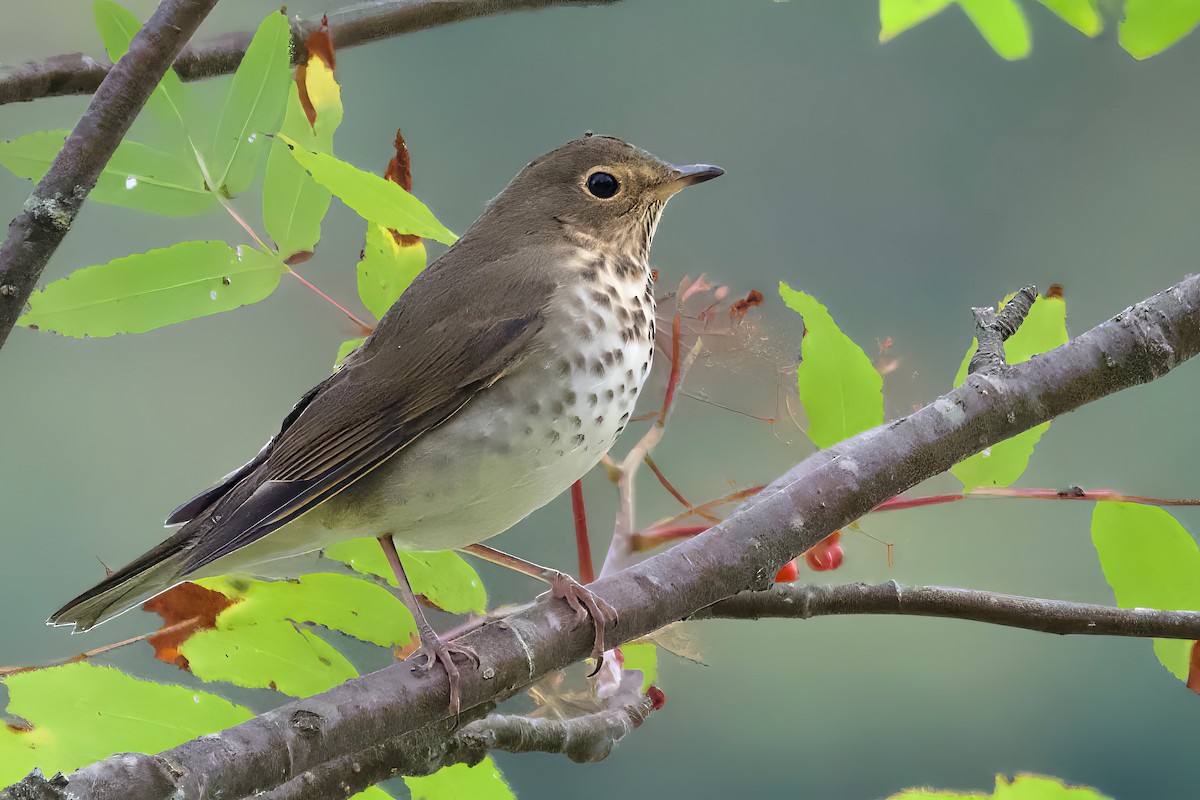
<box><xmin>0</xmin><ymin>0</ymin><xmax>619</xmax><ymax>106</ymax></box>
<box><xmin>0</xmin><ymin>0</ymin><xmax>218</xmax><ymax>350</ymax></box>
<box><xmin>6</xmin><ymin>275</ymin><xmax>1200</xmax><ymax>799</ymax></box>
<box><xmin>696</xmin><ymin>581</ymin><xmax>1200</xmax><ymax>638</ymax></box>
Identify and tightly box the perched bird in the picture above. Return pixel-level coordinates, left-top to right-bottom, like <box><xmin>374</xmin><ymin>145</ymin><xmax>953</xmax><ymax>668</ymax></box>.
<box><xmin>50</xmin><ymin>134</ymin><xmax>723</xmax><ymax>711</ymax></box>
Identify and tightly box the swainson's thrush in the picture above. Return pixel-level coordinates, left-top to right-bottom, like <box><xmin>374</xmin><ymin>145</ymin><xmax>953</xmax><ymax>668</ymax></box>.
<box><xmin>50</xmin><ymin>134</ymin><xmax>723</xmax><ymax>711</ymax></box>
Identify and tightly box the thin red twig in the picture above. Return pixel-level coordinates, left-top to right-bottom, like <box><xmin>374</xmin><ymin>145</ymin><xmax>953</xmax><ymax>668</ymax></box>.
<box><xmin>571</xmin><ymin>480</ymin><xmax>595</xmax><ymax>584</ymax></box>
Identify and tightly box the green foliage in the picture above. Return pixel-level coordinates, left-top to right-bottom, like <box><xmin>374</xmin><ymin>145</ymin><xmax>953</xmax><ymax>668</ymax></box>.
<box><xmin>0</xmin><ymin>131</ymin><xmax>213</xmax><ymax>216</ymax></box>
<box><xmin>324</xmin><ymin>542</ymin><xmax>488</xmax><ymax>615</ymax></box>
<box><xmin>1120</xmin><ymin>0</ymin><xmax>1200</xmax><ymax>59</ymax></box>
<box><xmin>358</xmin><ymin>222</ymin><xmax>428</xmax><ymax>318</ymax></box>
<box><xmin>336</xmin><ymin>336</ymin><xmax>367</xmax><ymax>365</ymax></box>
<box><xmin>405</xmin><ymin>758</ymin><xmax>516</xmax><ymax>800</ymax></box>
<box><xmin>1091</xmin><ymin>503</ymin><xmax>1200</xmax><ymax>683</ymax></box>
<box><xmin>880</xmin><ymin>0</ymin><xmax>1200</xmax><ymax>59</ymax></box>
<box><xmin>209</xmin><ymin>12</ymin><xmax>292</xmax><ymax>197</ymax></box>
<box><xmin>951</xmin><ymin>293</ymin><xmax>1068</xmax><ymax>491</ymax></box>
<box><xmin>281</xmin><ymin>134</ymin><xmax>458</xmax><ymax>245</ymax></box>
<box><xmin>778</xmin><ymin>282</ymin><xmax>884</xmax><ymax>448</ymax></box>
<box><xmin>619</xmin><ymin>642</ymin><xmax>658</xmax><ymax>692</ymax></box>
<box><xmin>92</xmin><ymin>0</ymin><xmax>197</xmax><ymax>147</ymax></box>
<box><xmin>0</xmin><ymin>663</ymin><xmax>251</xmax><ymax>785</ymax></box>
<box><xmin>263</xmin><ymin>89</ymin><xmax>335</xmax><ymax>257</ymax></box>
<box><xmin>17</xmin><ymin>241</ymin><xmax>284</xmax><ymax>337</ymax></box>
<box><xmin>888</xmin><ymin>772</ymin><xmax>1111</xmax><ymax>798</ymax></box>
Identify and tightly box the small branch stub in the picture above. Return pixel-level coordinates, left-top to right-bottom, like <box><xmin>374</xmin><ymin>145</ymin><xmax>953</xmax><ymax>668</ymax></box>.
<box><xmin>969</xmin><ymin>284</ymin><xmax>1038</xmax><ymax>375</ymax></box>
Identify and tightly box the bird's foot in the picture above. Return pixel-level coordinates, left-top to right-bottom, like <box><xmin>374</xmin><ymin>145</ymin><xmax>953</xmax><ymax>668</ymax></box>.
<box><xmin>407</xmin><ymin>632</ymin><xmax>479</xmax><ymax>716</ymax></box>
<box><xmin>546</xmin><ymin>572</ymin><xmax>617</xmax><ymax>672</ymax></box>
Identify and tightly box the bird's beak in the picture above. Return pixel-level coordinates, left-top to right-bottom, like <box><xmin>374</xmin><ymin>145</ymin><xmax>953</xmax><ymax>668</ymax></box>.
<box><xmin>670</xmin><ymin>163</ymin><xmax>725</xmax><ymax>186</ymax></box>
<box><xmin>662</xmin><ymin>163</ymin><xmax>725</xmax><ymax>195</ymax></box>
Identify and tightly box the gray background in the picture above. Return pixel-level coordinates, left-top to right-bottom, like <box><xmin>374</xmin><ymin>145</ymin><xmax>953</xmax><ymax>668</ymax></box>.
<box><xmin>2</xmin><ymin>2</ymin><xmax>1199</xmax><ymax>798</ymax></box>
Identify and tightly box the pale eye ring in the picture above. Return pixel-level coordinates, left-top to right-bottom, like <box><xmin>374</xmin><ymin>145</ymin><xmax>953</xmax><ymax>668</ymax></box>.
<box><xmin>585</xmin><ymin>171</ymin><xmax>620</xmax><ymax>199</ymax></box>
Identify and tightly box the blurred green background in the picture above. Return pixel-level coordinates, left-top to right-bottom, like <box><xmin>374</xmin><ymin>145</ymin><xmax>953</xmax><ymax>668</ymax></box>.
<box><xmin>3</xmin><ymin>2</ymin><xmax>1200</xmax><ymax>798</ymax></box>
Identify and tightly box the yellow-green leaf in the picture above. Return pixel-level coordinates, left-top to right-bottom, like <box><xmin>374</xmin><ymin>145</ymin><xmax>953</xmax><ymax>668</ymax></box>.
<box><xmin>92</xmin><ymin>0</ymin><xmax>196</xmax><ymax>151</ymax></box>
<box><xmin>204</xmin><ymin>573</ymin><xmax>416</xmax><ymax>648</ymax></box>
<box><xmin>1120</xmin><ymin>0</ymin><xmax>1200</xmax><ymax>59</ymax></box>
<box><xmin>264</xmin><ymin>91</ymin><xmax>334</xmax><ymax>257</ymax></box>
<box><xmin>180</xmin><ymin>620</ymin><xmax>357</xmax><ymax>697</ymax></box>
<box><xmin>211</xmin><ymin>12</ymin><xmax>292</xmax><ymax>196</ymax></box>
<box><xmin>779</xmin><ymin>282</ymin><xmax>884</xmax><ymax>449</ymax></box>
<box><xmin>1091</xmin><ymin>503</ymin><xmax>1200</xmax><ymax>683</ymax></box>
<box><xmin>405</xmin><ymin>757</ymin><xmax>514</xmax><ymax>800</ymax></box>
<box><xmin>958</xmin><ymin>0</ymin><xmax>1031</xmax><ymax>59</ymax></box>
<box><xmin>358</xmin><ymin>222</ymin><xmax>427</xmax><ymax>319</ymax></box>
<box><xmin>336</xmin><ymin>336</ymin><xmax>367</xmax><ymax>366</ymax></box>
<box><xmin>0</xmin><ymin>130</ymin><xmax>214</xmax><ymax>217</ymax></box>
<box><xmin>0</xmin><ymin>663</ymin><xmax>250</xmax><ymax>785</ymax></box>
<box><xmin>879</xmin><ymin>0</ymin><xmax>953</xmax><ymax>41</ymax></box>
<box><xmin>888</xmin><ymin>772</ymin><xmax>1111</xmax><ymax>799</ymax></box>
<box><xmin>19</xmin><ymin>241</ymin><xmax>285</xmax><ymax>337</ymax></box>
<box><xmin>951</xmin><ymin>292</ymin><xmax>1067</xmax><ymax>491</ymax></box>
<box><xmin>619</xmin><ymin>642</ymin><xmax>658</xmax><ymax>692</ymax></box>
<box><xmin>1035</xmin><ymin>0</ymin><xmax>1102</xmax><ymax>36</ymax></box>
<box><xmin>324</xmin><ymin>542</ymin><xmax>487</xmax><ymax>614</ymax></box>
<box><xmin>280</xmin><ymin>135</ymin><xmax>457</xmax><ymax>245</ymax></box>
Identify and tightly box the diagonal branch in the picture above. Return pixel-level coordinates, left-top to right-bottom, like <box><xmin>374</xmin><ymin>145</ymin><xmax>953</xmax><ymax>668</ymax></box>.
<box><xmin>5</xmin><ymin>274</ymin><xmax>1200</xmax><ymax>799</ymax></box>
<box><xmin>0</xmin><ymin>0</ymin><xmax>219</xmax><ymax>350</ymax></box>
<box><xmin>0</xmin><ymin>0</ymin><xmax>620</xmax><ymax>106</ymax></box>
<box><xmin>695</xmin><ymin>581</ymin><xmax>1200</xmax><ymax>639</ymax></box>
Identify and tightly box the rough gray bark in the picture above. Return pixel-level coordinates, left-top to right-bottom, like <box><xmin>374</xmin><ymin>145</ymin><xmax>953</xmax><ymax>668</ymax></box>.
<box><xmin>0</xmin><ymin>0</ymin><xmax>620</xmax><ymax>106</ymax></box>
<box><xmin>0</xmin><ymin>0</ymin><xmax>219</xmax><ymax>350</ymax></box>
<box><xmin>3</xmin><ymin>274</ymin><xmax>1197</xmax><ymax>800</ymax></box>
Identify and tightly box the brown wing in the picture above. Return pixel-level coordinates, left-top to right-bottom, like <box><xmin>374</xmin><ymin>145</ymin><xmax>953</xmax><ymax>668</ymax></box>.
<box><xmin>174</xmin><ymin>243</ymin><xmax>560</xmax><ymax>575</ymax></box>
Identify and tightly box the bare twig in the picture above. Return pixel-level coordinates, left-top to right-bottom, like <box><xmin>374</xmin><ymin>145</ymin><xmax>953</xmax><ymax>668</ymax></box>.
<box><xmin>0</xmin><ymin>0</ymin><xmax>620</xmax><ymax>106</ymax></box>
<box><xmin>695</xmin><ymin>582</ymin><xmax>1200</xmax><ymax>639</ymax></box>
<box><xmin>6</xmin><ymin>275</ymin><xmax>1200</xmax><ymax>800</ymax></box>
<box><xmin>969</xmin><ymin>285</ymin><xmax>1038</xmax><ymax>374</ymax></box>
<box><xmin>0</xmin><ymin>0</ymin><xmax>219</xmax><ymax>350</ymax></box>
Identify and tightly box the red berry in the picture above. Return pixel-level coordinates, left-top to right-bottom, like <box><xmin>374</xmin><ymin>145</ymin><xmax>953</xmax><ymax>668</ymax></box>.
<box><xmin>774</xmin><ymin>559</ymin><xmax>799</xmax><ymax>583</ymax></box>
<box><xmin>805</xmin><ymin>531</ymin><xmax>844</xmax><ymax>572</ymax></box>
<box><xmin>647</xmin><ymin>685</ymin><xmax>666</xmax><ymax>711</ymax></box>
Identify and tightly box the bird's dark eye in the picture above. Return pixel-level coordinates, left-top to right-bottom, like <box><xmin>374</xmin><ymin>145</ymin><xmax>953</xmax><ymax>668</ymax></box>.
<box><xmin>586</xmin><ymin>172</ymin><xmax>620</xmax><ymax>199</ymax></box>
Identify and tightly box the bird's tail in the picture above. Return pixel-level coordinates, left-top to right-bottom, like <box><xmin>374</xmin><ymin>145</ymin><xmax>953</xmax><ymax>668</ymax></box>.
<box><xmin>48</xmin><ymin>537</ymin><xmax>189</xmax><ymax>632</ymax></box>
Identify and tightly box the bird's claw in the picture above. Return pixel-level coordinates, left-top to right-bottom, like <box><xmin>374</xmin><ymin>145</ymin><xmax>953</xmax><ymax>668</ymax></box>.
<box><xmin>407</xmin><ymin>635</ymin><xmax>479</xmax><ymax>716</ymax></box>
<box><xmin>546</xmin><ymin>572</ymin><xmax>618</xmax><ymax>674</ymax></box>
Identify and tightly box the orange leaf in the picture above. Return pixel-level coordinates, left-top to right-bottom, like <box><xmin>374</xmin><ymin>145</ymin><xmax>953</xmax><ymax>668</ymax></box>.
<box><xmin>297</xmin><ymin>15</ymin><xmax>336</xmax><ymax>130</ymax></box>
<box><xmin>383</xmin><ymin>129</ymin><xmax>420</xmax><ymax>246</ymax></box>
<box><xmin>142</xmin><ymin>582</ymin><xmax>237</xmax><ymax>670</ymax></box>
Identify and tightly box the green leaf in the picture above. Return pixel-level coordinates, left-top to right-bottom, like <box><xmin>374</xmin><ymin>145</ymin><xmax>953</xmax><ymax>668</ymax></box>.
<box><xmin>210</xmin><ymin>12</ymin><xmax>292</xmax><ymax>196</ymax></box>
<box><xmin>264</xmin><ymin>91</ymin><xmax>334</xmax><ymax>257</ymax></box>
<box><xmin>958</xmin><ymin>0</ymin><xmax>1032</xmax><ymax>59</ymax></box>
<box><xmin>92</xmin><ymin>0</ymin><xmax>197</xmax><ymax>150</ymax></box>
<box><xmin>619</xmin><ymin>642</ymin><xmax>658</xmax><ymax>692</ymax></box>
<box><xmin>951</xmin><ymin>292</ymin><xmax>1068</xmax><ymax>491</ymax></box>
<box><xmin>180</xmin><ymin>619</ymin><xmax>357</xmax><ymax>697</ymax></box>
<box><xmin>350</xmin><ymin>789</ymin><xmax>398</xmax><ymax>800</ymax></box>
<box><xmin>888</xmin><ymin>773</ymin><xmax>1112</xmax><ymax>799</ymax></box>
<box><xmin>779</xmin><ymin>282</ymin><xmax>884</xmax><ymax>449</ymax></box>
<box><xmin>358</xmin><ymin>223</ymin><xmax>427</xmax><ymax>318</ymax></box>
<box><xmin>1035</xmin><ymin>0</ymin><xmax>1103</xmax><ymax>36</ymax></box>
<box><xmin>1119</xmin><ymin>0</ymin><xmax>1200</xmax><ymax>59</ymax></box>
<box><xmin>336</xmin><ymin>336</ymin><xmax>367</xmax><ymax>366</ymax></box>
<box><xmin>280</xmin><ymin>134</ymin><xmax>458</xmax><ymax>245</ymax></box>
<box><xmin>405</xmin><ymin>757</ymin><xmax>515</xmax><ymax>800</ymax></box>
<box><xmin>205</xmin><ymin>573</ymin><xmax>416</xmax><ymax>648</ymax></box>
<box><xmin>879</xmin><ymin>0</ymin><xmax>953</xmax><ymax>41</ymax></box>
<box><xmin>19</xmin><ymin>241</ymin><xmax>285</xmax><ymax>337</ymax></box>
<box><xmin>0</xmin><ymin>663</ymin><xmax>251</xmax><ymax>785</ymax></box>
<box><xmin>0</xmin><ymin>130</ymin><xmax>214</xmax><ymax>217</ymax></box>
<box><xmin>1091</xmin><ymin>502</ymin><xmax>1200</xmax><ymax>682</ymax></box>
<box><xmin>324</xmin><ymin>542</ymin><xmax>487</xmax><ymax>614</ymax></box>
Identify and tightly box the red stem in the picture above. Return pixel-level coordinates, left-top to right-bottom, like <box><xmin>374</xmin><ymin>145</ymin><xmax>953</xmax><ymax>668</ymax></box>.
<box><xmin>571</xmin><ymin>480</ymin><xmax>595</xmax><ymax>584</ymax></box>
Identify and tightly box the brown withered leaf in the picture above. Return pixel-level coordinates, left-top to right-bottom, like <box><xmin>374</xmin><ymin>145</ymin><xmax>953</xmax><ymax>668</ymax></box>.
<box><xmin>1045</xmin><ymin>283</ymin><xmax>1064</xmax><ymax>300</ymax></box>
<box><xmin>383</xmin><ymin>130</ymin><xmax>421</xmax><ymax>246</ymax></box>
<box><xmin>297</xmin><ymin>14</ymin><xmax>336</xmax><ymax>129</ymax></box>
<box><xmin>143</xmin><ymin>582</ymin><xmax>237</xmax><ymax>670</ymax></box>
<box><xmin>730</xmin><ymin>289</ymin><xmax>764</xmax><ymax>321</ymax></box>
